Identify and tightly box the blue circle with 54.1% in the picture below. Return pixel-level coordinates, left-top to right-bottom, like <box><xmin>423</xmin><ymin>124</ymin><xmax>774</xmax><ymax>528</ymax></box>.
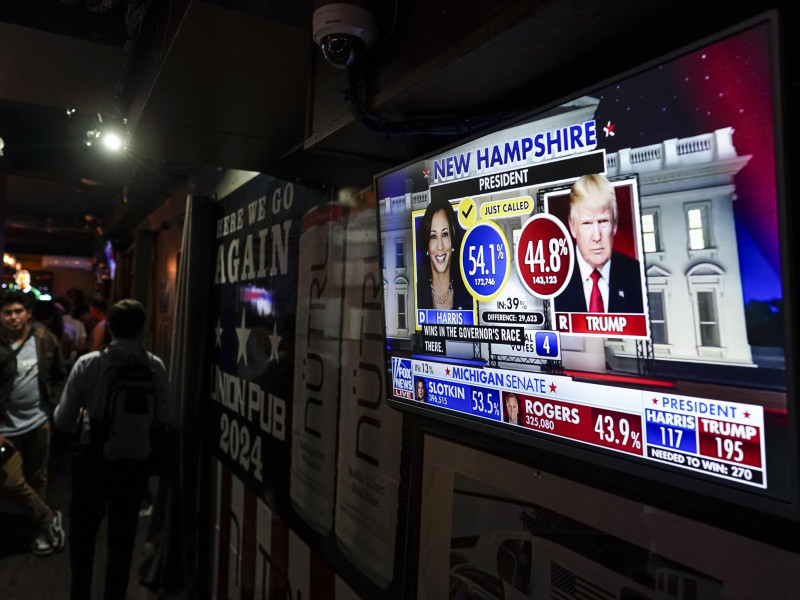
<box><xmin>460</xmin><ymin>220</ymin><xmax>510</xmax><ymax>301</ymax></box>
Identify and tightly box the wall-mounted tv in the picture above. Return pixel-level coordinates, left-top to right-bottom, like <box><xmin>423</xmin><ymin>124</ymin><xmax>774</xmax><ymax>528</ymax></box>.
<box><xmin>376</xmin><ymin>12</ymin><xmax>797</xmax><ymax>520</ymax></box>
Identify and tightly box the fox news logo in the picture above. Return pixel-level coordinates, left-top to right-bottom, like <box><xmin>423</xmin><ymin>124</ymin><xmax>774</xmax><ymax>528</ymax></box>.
<box><xmin>392</xmin><ymin>358</ymin><xmax>413</xmax><ymax>399</ymax></box>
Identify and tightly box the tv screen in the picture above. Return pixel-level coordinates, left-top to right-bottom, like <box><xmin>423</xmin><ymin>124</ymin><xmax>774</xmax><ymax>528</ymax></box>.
<box><xmin>376</xmin><ymin>13</ymin><xmax>796</xmax><ymax>518</ymax></box>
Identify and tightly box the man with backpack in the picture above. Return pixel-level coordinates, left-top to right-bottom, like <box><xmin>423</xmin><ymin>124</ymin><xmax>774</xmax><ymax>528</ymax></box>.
<box><xmin>54</xmin><ymin>298</ymin><xmax>171</xmax><ymax>600</ymax></box>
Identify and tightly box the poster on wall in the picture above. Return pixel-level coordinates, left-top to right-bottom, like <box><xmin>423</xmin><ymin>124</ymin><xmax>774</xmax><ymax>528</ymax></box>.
<box><xmin>209</xmin><ymin>175</ymin><xmax>319</xmax><ymax>501</ymax></box>
<box><xmin>290</xmin><ymin>202</ymin><xmax>404</xmax><ymax>588</ymax></box>
<box><xmin>208</xmin><ymin>177</ymin><xmax>406</xmax><ymax>597</ymax></box>
<box><xmin>333</xmin><ymin>206</ymin><xmax>404</xmax><ymax>588</ymax></box>
<box><xmin>418</xmin><ymin>435</ymin><xmax>800</xmax><ymax>600</ymax></box>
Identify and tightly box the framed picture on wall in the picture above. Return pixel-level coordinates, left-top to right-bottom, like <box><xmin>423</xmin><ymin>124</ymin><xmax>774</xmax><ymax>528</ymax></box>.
<box><xmin>417</xmin><ymin>434</ymin><xmax>800</xmax><ymax>600</ymax></box>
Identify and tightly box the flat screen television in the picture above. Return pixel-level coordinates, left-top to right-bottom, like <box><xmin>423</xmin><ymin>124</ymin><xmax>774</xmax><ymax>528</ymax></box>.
<box><xmin>376</xmin><ymin>12</ymin><xmax>798</xmax><ymax>520</ymax></box>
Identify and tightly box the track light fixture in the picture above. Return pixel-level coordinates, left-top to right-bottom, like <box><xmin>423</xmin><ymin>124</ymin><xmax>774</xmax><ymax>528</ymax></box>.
<box><xmin>68</xmin><ymin>110</ymin><xmax>128</xmax><ymax>152</ymax></box>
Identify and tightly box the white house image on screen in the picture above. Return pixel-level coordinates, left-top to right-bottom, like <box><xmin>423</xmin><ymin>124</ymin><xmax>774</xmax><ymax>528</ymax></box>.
<box><xmin>604</xmin><ymin>125</ymin><xmax>754</xmax><ymax>368</ymax></box>
<box><xmin>380</xmin><ymin>190</ymin><xmax>428</xmax><ymax>343</ymax></box>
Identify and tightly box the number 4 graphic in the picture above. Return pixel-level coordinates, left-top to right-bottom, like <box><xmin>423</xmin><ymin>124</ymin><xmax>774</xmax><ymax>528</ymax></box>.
<box><xmin>535</xmin><ymin>331</ymin><xmax>558</xmax><ymax>357</ymax></box>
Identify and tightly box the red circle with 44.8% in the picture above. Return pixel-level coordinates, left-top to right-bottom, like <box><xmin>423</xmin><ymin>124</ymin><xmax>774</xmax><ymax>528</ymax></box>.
<box><xmin>515</xmin><ymin>214</ymin><xmax>574</xmax><ymax>299</ymax></box>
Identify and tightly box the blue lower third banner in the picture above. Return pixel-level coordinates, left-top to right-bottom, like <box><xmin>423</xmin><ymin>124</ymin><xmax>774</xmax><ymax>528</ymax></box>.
<box><xmin>421</xmin><ymin>379</ymin><xmax>501</xmax><ymax>421</ymax></box>
<box><xmin>417</xmin><ymin>309</ymin><xmax>475</xmax><ymax>326</ymax></box>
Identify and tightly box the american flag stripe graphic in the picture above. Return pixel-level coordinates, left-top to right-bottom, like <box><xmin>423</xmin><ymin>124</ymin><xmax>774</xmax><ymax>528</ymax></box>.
<box><xmin>551</xmin><ymin>562</ymin><xmax>616</xmax><ymax>600</ymax></box>
<box><xmin>229</xmin><ymin>472</ymin><xmax>244</xmax><ymax>600</ymax></box>
<box><xmin>212</xmin><ymin>460</ymin><xmax>357</xmax><ymax>599</ymax></box>
<box><xmin>288</xmin><ymin>529</ymin><xmax>309</xmax><ymax>599</ymax></box>
<box><xmin>255</xmin><ymin>498</ymin><xmax>272</xmax><ymax>600</ymax></box>
<box><xmin>270</xmin><ymin>514</ymin><xmax>291</xmax><ymax>598</ymax></box>
<box><xmin>214</xmin><ymin>460</ymin><xmax>231</xmax><ymax>600</ymax></box>
<box><xmin>310</xmin><ymin>542</ymin><xmax>337</xmax><ymax>598</ymax></box>
<box><xmin>241</xmin><ymin>482</ymin><xmax>258</xmax><ymax>599</ymax></box>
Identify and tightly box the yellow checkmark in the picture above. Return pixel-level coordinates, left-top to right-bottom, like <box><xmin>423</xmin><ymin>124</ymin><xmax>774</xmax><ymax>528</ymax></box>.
<box><xmin>458</xmin><ymin>197</ymin><xmax>477</xmax><ymax>230</ymax></box>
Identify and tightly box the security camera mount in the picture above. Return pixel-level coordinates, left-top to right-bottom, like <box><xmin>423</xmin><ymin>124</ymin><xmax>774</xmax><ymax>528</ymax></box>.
<box><xmin>313</xmin><ymin>3</ymin><xmax>377</xmax><ymax>69</ymax></box>
<box><xmin>314</xmin><ymin>2</ymin><xmax>502</xmax><ymax>136</ymax></box>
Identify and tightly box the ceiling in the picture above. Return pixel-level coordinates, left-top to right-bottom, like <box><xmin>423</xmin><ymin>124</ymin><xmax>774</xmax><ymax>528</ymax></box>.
<box><xmin>1</xmin><ymin>0</ymin><xmax>796</xmax><ymax>259</ymax></box>
<box><xmin>0</xmin><ymin>0</ymin><xmax>318</xmax><ymax>258</ymax></box>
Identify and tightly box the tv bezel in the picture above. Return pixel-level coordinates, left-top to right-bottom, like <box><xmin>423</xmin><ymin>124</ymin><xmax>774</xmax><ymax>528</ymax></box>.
<box><xmin>374</xmin><ymin>10</ymin><xmax>800</xmax><ymax>527</ymax></box>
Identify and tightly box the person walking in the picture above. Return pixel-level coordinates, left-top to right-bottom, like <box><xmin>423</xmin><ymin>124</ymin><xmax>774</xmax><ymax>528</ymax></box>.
<box><xmin>0</xmin><ymin>290</ymin><xmax>67</xmax><ymax>555</ymax></box>
<box><xmin>54</xmin><ymin>299</ymin><xmax>171</xmax><ymax>600</ymax></box>
<box><xmin>0</xmin><ymin>432</ymin><xmax>65</xmax><ymax>555</ymax></box>
<box><xmin>88</xmin><ymin>297</ymin><xmax>109</xmax><ymax>352</ymax></box>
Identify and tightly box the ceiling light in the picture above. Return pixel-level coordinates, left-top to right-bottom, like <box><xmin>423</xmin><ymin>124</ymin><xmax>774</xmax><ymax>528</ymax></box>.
<box><xmin>80</xmin><ymin>112</ymin><xmax>128</xmax><ymax>152</ymax></box>
<box><xmin>102</xmin><ymin>132</ymin><xmax>123</xmax><ymax>151</ymax></box>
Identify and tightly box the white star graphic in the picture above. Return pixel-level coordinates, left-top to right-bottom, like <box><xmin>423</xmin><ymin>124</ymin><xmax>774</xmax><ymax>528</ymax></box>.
<box><xmin>214</xmin><ymin>318</ymin><xmax>223</xmax><ymax>348</ymax></box>
<box><xmin>268</xmin><ymin>323</ymin><xmax>282</xmax><ymax>361</ymax></box>
<box><xmin>235</xmin><ymin>310</ymin><xmax>251</xmax><ymax>365</ymax></box>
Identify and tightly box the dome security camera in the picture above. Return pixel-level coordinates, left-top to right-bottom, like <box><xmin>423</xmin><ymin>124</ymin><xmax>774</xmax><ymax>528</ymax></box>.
<box><xmin>313</xmin><ymin>3</ymin><xmax>377</xmax><ymax>69</ymax></box>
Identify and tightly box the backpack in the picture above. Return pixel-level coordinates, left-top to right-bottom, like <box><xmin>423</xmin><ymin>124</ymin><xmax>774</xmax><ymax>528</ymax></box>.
<box><xmin>90</xmin><ymin>347</ymin><xmax>158</xmax><ymax>462</ymax></box>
